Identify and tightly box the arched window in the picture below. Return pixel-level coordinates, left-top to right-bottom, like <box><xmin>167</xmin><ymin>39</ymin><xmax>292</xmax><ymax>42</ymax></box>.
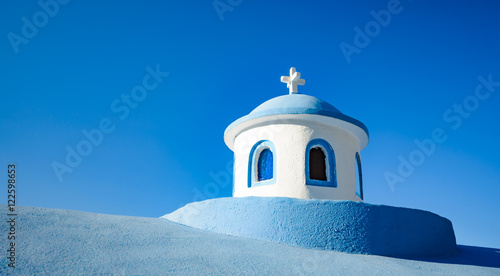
<box><xmin>248</xmin><ymin>140</ymin><xmax>276</xmax><ymax>187</ymax></box>
<box><xmin>306</xmin><ymin>139</ymin><xmax>336</xmax><ymax>187</ymax></box>
<box><xmin>355</xmin><ymin>152</ymin><xmax>363</xmax><ymax>200</ymax></box>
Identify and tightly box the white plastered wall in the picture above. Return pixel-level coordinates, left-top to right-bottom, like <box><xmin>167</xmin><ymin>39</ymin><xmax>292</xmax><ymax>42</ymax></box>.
<box><xmin>232</xmin><ymin>115</ymin><xmax>362</xmax><ymax>201</ymax></box>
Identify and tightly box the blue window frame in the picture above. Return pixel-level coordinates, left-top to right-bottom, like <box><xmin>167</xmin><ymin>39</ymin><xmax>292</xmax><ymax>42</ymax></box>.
<box><xmin>306</xmin><ymin>139</ymin><xmax>336</xmax><ymax>187</ymax></box>
<box><xmin>355</xmin><ymin>152</ymin><xmax>363</xmax><ymax>200</ymax></box>
<box><xmin>248</xmin><ymin>140</ymin><xmax>276</xmax><ymax>187</ymax></box>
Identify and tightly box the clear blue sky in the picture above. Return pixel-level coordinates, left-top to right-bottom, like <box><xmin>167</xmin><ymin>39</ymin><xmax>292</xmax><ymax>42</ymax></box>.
<box><xmin>1</xmin><ymin>0</ymin><xmax>499</xmax><ymax>249</ymax></box>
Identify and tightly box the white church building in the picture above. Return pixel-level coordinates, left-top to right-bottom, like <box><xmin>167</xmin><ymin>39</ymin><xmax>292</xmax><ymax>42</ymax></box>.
<box><xmin>224</xmin><ymin>68</ymin><xmax>369</xmax><ymax>201</ymax></box>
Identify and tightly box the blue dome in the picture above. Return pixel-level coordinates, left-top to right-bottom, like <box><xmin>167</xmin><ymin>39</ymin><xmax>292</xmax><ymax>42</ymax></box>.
<box><xmin>249</xmin><ymin>94</ymin><xmax>342</xmax><ymax>117</ymax></box>
<box><xmin>225</xmin><ymin>94</ymin><xmax>369</xmax><ymax>137</ymax></box>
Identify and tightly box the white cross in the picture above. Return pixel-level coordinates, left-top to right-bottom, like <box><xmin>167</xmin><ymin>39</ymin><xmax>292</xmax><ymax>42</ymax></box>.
<box><xmin>280</xmin><ymin>67</ymin><xmax>305</xmax><ymax>94</ymax></box>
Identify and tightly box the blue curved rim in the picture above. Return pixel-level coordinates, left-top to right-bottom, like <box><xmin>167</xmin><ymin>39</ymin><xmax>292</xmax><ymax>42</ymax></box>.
<box><xmin>224</xmin><ymin>94</ymin><xmax>369</xmax><ymax>138</ymax></box>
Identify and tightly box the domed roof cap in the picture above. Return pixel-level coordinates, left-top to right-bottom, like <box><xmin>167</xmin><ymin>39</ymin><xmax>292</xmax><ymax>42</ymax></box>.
<box><xmin>224</xmin><ymin>67</ymin><xmax>369</xmax><ymax>150</ymax></box>
<box><xmin>225</xmin><ymin>93</ymin><xmax>368</xmax><ymax>138</ymax></box>
<box><xmin>250</xmin><ymin>93</ymin><xmax>342</xmax><ymax>118</ymax></box>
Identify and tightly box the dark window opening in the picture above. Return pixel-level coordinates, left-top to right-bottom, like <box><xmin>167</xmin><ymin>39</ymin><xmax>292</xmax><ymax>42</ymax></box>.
<box><xmin>257</xmin><ymin>148</ymin><xmax>273</xmax><ymax>181</ymax></box>
<box><xmin>309</xmin><ymin>147</ymin><xmax>327</xmax><ymax>181</ymax></box>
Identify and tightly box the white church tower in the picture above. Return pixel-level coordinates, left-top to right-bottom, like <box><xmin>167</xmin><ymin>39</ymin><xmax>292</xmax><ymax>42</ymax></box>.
<box><xmin>224</xmin><ymin>68</ymin><xmax>369</xmax><ymax>201</ymax></box>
